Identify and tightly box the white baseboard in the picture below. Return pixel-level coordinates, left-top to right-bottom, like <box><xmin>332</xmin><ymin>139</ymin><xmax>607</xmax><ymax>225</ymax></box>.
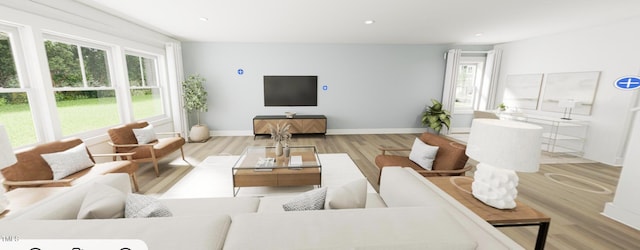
<box><xmin>210</xmin><ymin>128</ymin><xmax>428</xmax><ymax>137</ymax></box>
<box><xmin>602</xmin><ymin>202</ymin><xmax>640</xmax><ymax>230</ymax></box>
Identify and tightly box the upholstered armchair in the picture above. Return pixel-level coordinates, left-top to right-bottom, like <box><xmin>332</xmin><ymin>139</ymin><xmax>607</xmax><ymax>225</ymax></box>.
<box><xmin>107</xmin><ymin>121</ymin><xmax>186</xmax><ymax>177</ymax></box>
<box><xmin>1</xmin><ymin>138</ymin><xmax>139</xmax><ymax>192</ymax></box>
<box><xmin>375</xmin><ymin>132</ymin><xmax>470</xmax><ymax>183</ymax></box>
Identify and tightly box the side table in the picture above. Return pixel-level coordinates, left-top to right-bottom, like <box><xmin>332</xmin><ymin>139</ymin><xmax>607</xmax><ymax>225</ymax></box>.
<box><xmin>0</xmin><ymin>187</ymin><xmax>69</xmax><ymax>219</ymax></box>
<box><xmin>427</xmin><ymin>176</ymin><xmax>551</xmax><ymax>250</ymax></box>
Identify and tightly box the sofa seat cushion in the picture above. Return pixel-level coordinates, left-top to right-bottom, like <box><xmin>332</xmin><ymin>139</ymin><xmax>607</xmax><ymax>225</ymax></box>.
<box><xmin>224</xmin><ymin>207</ymin><xmax>477</xmax><ymax>250</ymax></box>
<box><xmin>160</xmin><ymin>197</ymin><xmax>260</xmax><ymax>216</ymax></box>
<box><xmin>0</xmin><ymin>215</ymin><xmax>231</xmax><ymax>250</ymax></box>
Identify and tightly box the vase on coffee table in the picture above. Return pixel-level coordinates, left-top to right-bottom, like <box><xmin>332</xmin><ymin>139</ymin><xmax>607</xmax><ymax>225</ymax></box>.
<box><xmin>283</xmin><ymin>145</ymin><xmax>290</xmax><ymax>158</ymax></box>
<box><xmin>275</xmin><ymin>141</ymin><xmax>283</xmax><ymax>157</ymax></box>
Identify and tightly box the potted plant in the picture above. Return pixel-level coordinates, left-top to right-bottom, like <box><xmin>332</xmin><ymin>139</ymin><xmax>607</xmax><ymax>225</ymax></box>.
<box><xmin>182</xmin><ymin>74</ymin><xmax>210</xmax><ymax>142</ymax></box>
<box><xmin>498</xmin><ymin>103</ymin><xmax>507</xmax><ymax>111</ymax></box>
<box><xmin>421</xmin><ymin>99</ymin><xmax>451</xmax><ymax>134</ymax></box>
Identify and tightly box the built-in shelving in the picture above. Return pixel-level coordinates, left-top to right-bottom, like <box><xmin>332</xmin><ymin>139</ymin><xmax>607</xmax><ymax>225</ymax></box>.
<box><xmin>499</xmin><ymin>113</ymin><xmax>589</xmax><ymax>156</ymax></box>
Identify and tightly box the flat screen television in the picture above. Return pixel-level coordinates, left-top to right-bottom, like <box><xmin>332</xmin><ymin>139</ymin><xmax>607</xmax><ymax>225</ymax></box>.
<box><xmin>263</xmin><ymin>75</ymin><xmax>318</xmax><ymax>106</ymax></box>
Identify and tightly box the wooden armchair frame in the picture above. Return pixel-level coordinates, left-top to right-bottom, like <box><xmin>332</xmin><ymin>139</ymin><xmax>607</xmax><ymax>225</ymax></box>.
<box><xmin>374</xmin><ymin>133</ymin><xmax>471</xmax><ymax>184</ymax></box>
<box><xmin>377</xmin><ymin>146</ymin><xmax>472</xmax><ymax>177</ymax></box>
<box><xmin>107</xmin><ymin>123</ymin><xmax>186</xmax><ymax>177</ymax></box>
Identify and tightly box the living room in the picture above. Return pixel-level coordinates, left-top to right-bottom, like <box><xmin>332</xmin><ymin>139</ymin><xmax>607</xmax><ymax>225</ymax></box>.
<box><xmin>1</xmin><ymin>0</ymin><xmax>640</xmax><ymax>249</ymax></box>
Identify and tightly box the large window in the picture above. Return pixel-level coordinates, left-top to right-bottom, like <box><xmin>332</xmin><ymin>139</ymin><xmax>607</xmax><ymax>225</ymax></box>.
<box><xmin>0</xmin><ymin>29</ymin><xmax>37</xmax><ymax>147</ymax></box>
<box><xmin>454</xmin><ymin>58</ymin><xmax>485</xmax><ymax>113</ymax></box>
<box><xmin>126</xmin><ymin>54</ymin><xmax>164</xmax><ymax>120</ymax></box>
<box><xmin>44</xmin><ymin>39</ymin><xmax>120</xmax><ymax>135</ymax></box>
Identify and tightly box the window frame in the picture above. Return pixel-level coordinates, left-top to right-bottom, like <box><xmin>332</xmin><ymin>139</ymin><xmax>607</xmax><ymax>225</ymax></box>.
<box><xmin>453</xmin><ymin>57</ymin><xmax>485</xmax><ymax>115</ymax></box>
<box><xmin>42</xmin><ymin>34</ymin><xmax>124</xmax><ymax>137</ymax></box>
<box><xmin>0</xmin><ymin>23</ymin><xmax>42</xmax><ymax>147</ymax></box>
<box><xmin>124</xmin><ymin>50</ymin><xmax>167</xmax><ymax>121</ymax></box>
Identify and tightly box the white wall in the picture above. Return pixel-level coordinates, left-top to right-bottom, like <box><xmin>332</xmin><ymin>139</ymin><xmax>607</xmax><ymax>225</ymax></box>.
<box><xmin>182</xmin><ymin>43</ymin><xmax>478</xmax><ymax>135</ymax></box>
<box><xmin>603</xmin><ymin>107</ymin><xmax>640</xmax><ymax>230</ymax></box>
<box><xmin>495</xmin><ymin>17</ymin><xmax>640</xmax><ymax>165</ymax></box>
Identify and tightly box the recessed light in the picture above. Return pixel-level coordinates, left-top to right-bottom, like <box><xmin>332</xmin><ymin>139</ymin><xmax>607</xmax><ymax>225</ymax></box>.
<box><xmin>199</xmin><ymin>17</ymin><xmax>209</xmax><ymax>22</ymax></box>
<box><xmin>475</xmin><ymin>33</ymin><xmax>483</xmax><ymax>37</ymax></box>
<box><xmin>364</xmin><ymin>20</ymin><xmax>375</xmax><ymax>25</ymax></box>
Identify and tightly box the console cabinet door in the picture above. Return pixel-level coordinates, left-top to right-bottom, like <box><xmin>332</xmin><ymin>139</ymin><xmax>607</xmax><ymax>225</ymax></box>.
<box><xmin>254</xmin><ymin>119</ymin><xmax>303</xmax><ymax>134</ymax></box>
<box><xmin>302</xmin><ymin>119</ymin><xmax>326</xmax><ymax>133</ymax></box>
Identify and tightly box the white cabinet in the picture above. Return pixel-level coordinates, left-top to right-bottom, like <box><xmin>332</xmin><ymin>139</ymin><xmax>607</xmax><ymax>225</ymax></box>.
<box><xmin>499</xmin><ymin>113</ymin><xmax>589</xmax><ymax>155</ymax></box>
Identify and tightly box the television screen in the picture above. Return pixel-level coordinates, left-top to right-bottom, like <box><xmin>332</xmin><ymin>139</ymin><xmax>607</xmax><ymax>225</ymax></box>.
<box><xmin>264</xmin><ymin>76</ymin><xmax>318</xmax><ymax>106</ymax></box>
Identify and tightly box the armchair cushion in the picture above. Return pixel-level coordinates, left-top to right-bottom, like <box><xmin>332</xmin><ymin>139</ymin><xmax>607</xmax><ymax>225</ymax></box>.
<box><xmin>2</xmin><ymin>138</ymin><xmax>93</xmax><ymax>182</ymax></box>
<box><xmin>108</xmin><ymin>121</ymin><xmax>148</xmax><ymax>146</ymax></box>
<box><xmin>41</xmin><ymin>143</ymin><xmax>95</xmax><ymax>180</ymax></box>
<box><xmin>408</xmin><ymin>138</ymin><xmax>439</xmax><ymax>170</ymax></box>
<box><xmin>108</xmin><ymin>121</ymin><xmax>185</xmax><ymax>160</ymax></box>
<box><xmin>132</xmin><ymin>124</ymin><xmax>157</xmax><ymax>144</ymax></box>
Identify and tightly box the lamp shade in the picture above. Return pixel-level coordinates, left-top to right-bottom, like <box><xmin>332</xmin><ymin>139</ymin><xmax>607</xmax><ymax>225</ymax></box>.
<box><xmin>0</xmin><ymin>125</ymin><xmax>17</xmax><ymax>169</ymax></box>
<box><xmin>466</xmin><ymin>119</ymin><xmax>543</xmax><ymax>172</ymax></box>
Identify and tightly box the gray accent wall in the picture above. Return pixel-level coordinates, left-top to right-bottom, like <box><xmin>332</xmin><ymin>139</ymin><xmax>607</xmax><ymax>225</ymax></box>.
<box><xmin>182</xmin><ymin>43</ymin><xmax>487</xmax><ymax>133</ymax></box>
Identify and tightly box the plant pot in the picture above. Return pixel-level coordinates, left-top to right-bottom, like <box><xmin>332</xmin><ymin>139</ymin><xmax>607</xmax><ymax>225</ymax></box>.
<box><xmin>189</xmin><ymin>124</ymin><xmax>210</xmax><ymax>142</ymax></box>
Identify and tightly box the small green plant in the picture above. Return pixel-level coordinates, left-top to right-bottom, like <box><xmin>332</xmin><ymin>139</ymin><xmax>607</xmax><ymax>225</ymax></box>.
<box><xmin>498</xmin><ymin>103</ymin><xmax>507</xmax><ymax>111</ymax></box>
<box><xmin>182</xmin><ymin>74</ymin><xmax>208</xmax><ymax>125</ymax></box>
<box><xmin>421</xmin><ymin>99</ymin><xmax>451</xmax><ymax>133</ymax></box>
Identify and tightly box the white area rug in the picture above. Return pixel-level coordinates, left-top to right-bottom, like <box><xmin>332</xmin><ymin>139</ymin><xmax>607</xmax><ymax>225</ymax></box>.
<box><xmin>161</xmin><ymin>153</ymin><xmax>376</xmax><ymax>199</ymax></box>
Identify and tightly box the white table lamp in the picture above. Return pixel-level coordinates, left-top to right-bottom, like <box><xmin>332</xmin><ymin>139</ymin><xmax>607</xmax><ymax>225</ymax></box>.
<box><xmin>558</xmin><ymin>99</ymin><xmax>577</xmax><ymax>120</ymax></box>
<box><xmin>466</xmin><ymin>119</ymin><xmax>543</xmax><ymax>209</ymax></box>
<box><xmin>0</xmin><ymin>125</ymin><xmax>17</xmax><ymax>213</ymax></box>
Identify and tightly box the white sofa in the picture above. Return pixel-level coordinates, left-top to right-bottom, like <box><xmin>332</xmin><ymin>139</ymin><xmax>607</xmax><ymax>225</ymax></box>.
<box><xmin>0</xmin><ymin>167</ymin><xmax>523</xmax><ymax>250</ymax></box>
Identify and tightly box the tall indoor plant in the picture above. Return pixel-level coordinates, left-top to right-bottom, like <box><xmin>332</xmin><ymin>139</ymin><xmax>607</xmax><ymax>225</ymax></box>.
<box><xmin>421</xmin><ymin>99</ymin><xmax>451</xmax><ymax>134</ymax></box>
<box><xmin>182</xmin><ymin>74</ymin><xmax>209</xmax><ymax>142</ymax></box>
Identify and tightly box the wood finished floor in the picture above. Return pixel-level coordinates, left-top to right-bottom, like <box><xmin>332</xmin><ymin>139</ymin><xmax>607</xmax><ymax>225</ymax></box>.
<box><xmin>134</xmin><ymin>134</ymin><xmax>640</xmax><ymax>250</ymax></box>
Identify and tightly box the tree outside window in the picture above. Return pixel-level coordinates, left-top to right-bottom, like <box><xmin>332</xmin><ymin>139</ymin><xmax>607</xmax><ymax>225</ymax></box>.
<box><xmin>44</xmin><ymin>39</ymin><xmax>120</xmax><ymax>136</ymax></box>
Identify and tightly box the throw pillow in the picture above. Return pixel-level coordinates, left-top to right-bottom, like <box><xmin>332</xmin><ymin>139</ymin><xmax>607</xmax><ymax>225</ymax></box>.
<box><xmin>408</xmin><ymin>137</ymin><xmax>439</xmax><ymax>170</ymax></box>
<box><xmin>41</xmin><ymin>143</ymin><xmax>95</xmax><ymax>180</ymax></box>
<box><xmin>77</xmin><ymin>183</ymin><xmax>126</xmax><ymax>219</ymax></box>
<box><xmin>282</xmin><ymin>187</ymin><xmax>328</xmax><ymax>211</ymax></box>
<box><xmin>132</xmin><ymin>124</ymin><xmax>157</xmax><ymax>144</ymax></box>
<box><xmin>326</xmin><ymin>178</ymin><xmax>368</xmax><ymax>209</ymax></box>
<box><xmin>125</xmin><ymin>193</ymin><xmax>173</xmax><ymax>218</ymax></box>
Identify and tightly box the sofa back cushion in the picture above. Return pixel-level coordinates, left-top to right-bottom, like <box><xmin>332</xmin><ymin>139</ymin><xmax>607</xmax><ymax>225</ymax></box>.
<box><xmin>107</xmin><ymin>121</ymin><xmax>149</xmax><ymax>149</ymax></box>
<box><xmin>0</xmin><ymin>215</ymin><xmax>231</xmax><ymax>250</ymax></box>
<box><xmin>419</xmin><ymin>132</ymin><xmax>468</xmax><ymax>171</ymax></box>
<box><xmin>379</xmin><ymin>167</ymin><xmax>446</xmax><ymax>208</ymax></box>
<box><xmin>224</xmin><ymin>207</ymin><xmax>477</xmax><ymax>250</ymax></box>
<box><xmin>1</xmin><ymin>138</ymin><xmax>91</xmax><ymax>182</ymax></box>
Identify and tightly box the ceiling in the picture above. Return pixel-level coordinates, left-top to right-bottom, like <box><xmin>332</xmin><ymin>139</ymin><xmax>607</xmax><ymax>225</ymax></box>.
<box><xmin>78</xmin><ymin>0</ymin><xmax>640</xmax><ymax>44</ymax></box>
